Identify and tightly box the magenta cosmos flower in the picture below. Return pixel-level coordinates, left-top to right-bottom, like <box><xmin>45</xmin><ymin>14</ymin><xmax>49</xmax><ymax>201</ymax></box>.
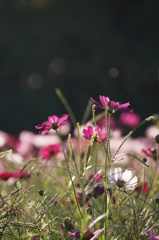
<box><xmin>35</xmin><ymin>114</ymin><xmax>69</xmax><ymax>135</ymax></box>
<box><xmin>146</xmin><ymin>229</ymin><xmax>159</xmax><ymax>240</ymax></box>
<box><xmin>120</xmin><ymin>112</ymin><xmax>141</xmax><ymax>128</ymax></box>
<box><xmin>142</xmin><ymin>148</ymin><xmax>158</xmax><ymax>161</ymax></box>
<box><xmin>83</xmin><ymin>125</ymin><xmax>107</xmax><ymax>143</ymax></box>
<box><xmin>39</xmin><ymin>143</ymin><xmax>61</xmax><ymax>160</ymax></box>
<box><xmin>68</xmin><ymin>227</ymin><xmax>103</xmax><ymax>239</ymax></box>
<box><xmin>91</xmin><ymin>95</ymin><xmax>133</xmax><ymax>113</ymax></box>
<box><xmin>0</xmin><ymin>171</ymin><xmax>30</xmax><ymax>180</ymax></box>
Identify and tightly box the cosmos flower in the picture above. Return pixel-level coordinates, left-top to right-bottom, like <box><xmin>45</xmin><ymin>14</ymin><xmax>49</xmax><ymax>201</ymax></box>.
<box><xmin>135</xmin><ymin>180</ymin><xmax>149</xmax><ymax>194</ymax></box>
<box><xmin>119</xmin><ymin>112</ymin><xmax>141</xmax><ymax>128</ymax></box>
<box><xmin>83</xmin><ymin>125</ymin><xmax>107</xmax><ymax>143</ymax></box>
<box><xmin>32</xmin><ymin>236</ymin><xmax>39</xmax><ymax>240</ymax></box>
<box><xmin>93</xmin><ymin>185</ymin><xmax>105</xmax><ymax>198</ymax></box>
<box><xmin>142</xmin><ymin>148</ymin><xmax>158</xmax><ymax>161</ymax></box>
<box><xmin>39</xmin><ymin>143</ymin><xmax>61</xmax><ymax>160</ymax></box>
<box><xmin>0</xmin><ymin>171</ymin><xmax>30</xmax><ymax>180</ymax></box>
<box><xmin>91</xmin><ymin>95</ymin><xmax>133</xmax><ymax>113</ymax></box>
<box><xmin>68</xmin><ymin>227</ymin><xmax>103</xmax><ymax>239</ymax></box>
<box><xmin>108</xmin><ymin>167</ymin><xmax>138</xmax><ymax>190</ymax></box>
<box><xmin>146</xmin><ymin>229</ymin><xmax>159</xmax><ymax>240</ymax></box>
<box><xmin>35</xmin><ymin>114</ymin><xmax>69</xmax><ymax>135</ymax></box>
<box><xmin>89</xmin><ymin>170</ymin><xmax>103</xmax><ymax>183</ymax></box>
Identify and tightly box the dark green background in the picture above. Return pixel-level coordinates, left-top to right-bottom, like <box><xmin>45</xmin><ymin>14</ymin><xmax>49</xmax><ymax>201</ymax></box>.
<box><xmin>0</xmin><ymin>0</ymin><xmax>159</xmax><ymax>135</ymax></box>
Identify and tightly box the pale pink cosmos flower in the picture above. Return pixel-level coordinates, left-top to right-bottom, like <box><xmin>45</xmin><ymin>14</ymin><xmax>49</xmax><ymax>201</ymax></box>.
<box><xmin>57</xmin><ymin>121</ymin><xmax>71</xmax><ymax>135</ymax></box>
<box><xmin>0</xmin><ymin>131</ymin><xmax>8</xmax><ymax>148</ymax></box>
<box><xmin>145</xmin><ymin>125</ymin><xmax>159</xmax><ymax>138</ymax></box>
<box><xmin>83</xmin><ymin>125</ymin><xmax>107</xmax><ymax>143</ymax></box>
<box><xmin>35</xmin><ymin>114</ymin><xmax>69</xmax><ymax>135</ymax></box>
<box><xmin>91</xmin><ymin>95</ymin><xmax>133</xmax><ymax>113</ymax></box>
<box><xmin>34</xmin><ymin>134</ymin><xmax>59</xmax><ymax>148</ymax></box>
<box><xmin>108</xmin><ymin>167</ymin><xmax>138</xmax><ymax>190</ymax></box>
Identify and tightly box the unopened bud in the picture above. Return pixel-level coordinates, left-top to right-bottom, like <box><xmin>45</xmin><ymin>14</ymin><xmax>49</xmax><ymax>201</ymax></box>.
<box><xmin>143</xmin><ymin>158</ymin><xmax>147</xmax><ymax>163</ymax></box>
<box><xmin>155</xmin><ymin>134</ymin><xmax>159</xmax><ymax>144</ymax></box>
<box><xmin>38</xmin><ymin>189</ymin><xmax>44</xmax><ymax>196</ymax></box>
<box><xmin>155</xmin><ymin>197</ymin><xmax>159</xmax><ymax>204</ymax></box>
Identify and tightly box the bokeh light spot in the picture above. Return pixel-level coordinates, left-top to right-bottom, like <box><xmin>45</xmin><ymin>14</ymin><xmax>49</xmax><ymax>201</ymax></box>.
<box><xmin>108</xmin><ymin>67</ymin><xmax>119</xmax><ymax>79</ymax></box>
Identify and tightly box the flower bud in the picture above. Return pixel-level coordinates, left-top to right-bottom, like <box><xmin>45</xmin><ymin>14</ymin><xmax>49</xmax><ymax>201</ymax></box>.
<box><xmin>155</xmin><ymin>198</ymin><xmax>159</xmax><ymax>204</ymax></box>
<box><xmin>155</xmin><ymin>134</ymin><xmax>159</xmax><ymax>144</ymax></box>
<box><xmin>38</xmin><ymin>189</ymin><xmax>44</xmax><ymax>196</ymax></box>
<box><xmin>143</xmin><ymin>158</ymin><xmax>147</xmax><ymax>163</ymax></box>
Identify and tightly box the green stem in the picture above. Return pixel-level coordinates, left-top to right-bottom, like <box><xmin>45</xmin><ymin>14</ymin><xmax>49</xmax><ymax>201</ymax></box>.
<box><xmin>68</xmin><ymin>133</ymin><xmax>83</xmax><ymax>190</ymax></box>
<box><xmin>92</xmin><ymin>143</ymin><xmax>97</xmax><ymax>230</ymax></box>
<box><xmin>92</xmin><ymin>105</ymin><xmax>108</xmax><ymax>161</ymax></box>
<box><xmin>92</xmin><ymin>105</ymin><xmax>109</xmax><ymax>236</ymax></box>
<box><xmin>76</xmin><ymin>122</ymin><xmax>82</xmax><ymax>178</ymax></box>
<box><xmin>117</xmin><ymin>190</ymin><xmax>120</xmax><ymax>225</ymax></box>
<box><xmin>107</xmin><ymin>114</ymin><xmax>111</xmax><ymax>162</ymax></box>
<box><xmin>56</xmin><ymin>130</ymin><xmax>83</xmax><ymax>219</ymax></box>
<box><xmin>55</xmin><ymin>88</ymin><xmax>77</xmax><ymax>128</ymax></box>
<box><xmin>113</xmin><ymin>116</ymin><xmax>154</xmax><ymax>160</ymax></box>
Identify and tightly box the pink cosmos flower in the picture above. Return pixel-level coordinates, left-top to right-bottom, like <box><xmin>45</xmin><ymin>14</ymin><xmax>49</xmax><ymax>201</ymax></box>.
<box><xmin>142</xmin><ymin>148</ymin><xmax>158</xmax><ymax>161</ymax></box>
<box><xmin>0</xmin><ymin>171</ymin><xmax>30</xmax><ymax>180</ymax></box>
<box><xmin>35</xmin><ymin>114</ymin><xmax>69</xmax><ymax>135</ymax></box>
<box><xmin>39</xmin><ymin>143</ymin><xmax>61</xmax><ymax>160</ymax></box>
<box><xmin>146</xmin><ymin>229</ymin><xmax>159</xmax><ymax>240</ymax></box>
<box><xmin>135</xmin><ymin>180</ymin><xmax>149</xmax><ymax>195</ymax></box>
<box><xmin>91</xmin><ymin>95</ymin><xmax>133</xmax><ymax>113</ymax></box>
<box><xmin>119</xmin><ymin>112</ymin><xmax>141</xmax><ymax>128</ymax></box>
<box><xmin>89</xmin><ymin>170</ymin><xmax>103</xmax><ymax>183</ymax></box>
<box><xmin>83</xmin><ymin>125</ymin><xmax>107</xmax><ymax>143</ymax></box>
<box><xmin>68</xmin><ymin>227</ymin><xmax>103</xmax><ymax>239</ymax></box>
<box><xmin>97</xmin><ymin>115</ymin><xmax>117</xmax><ymax>129</ymax></box>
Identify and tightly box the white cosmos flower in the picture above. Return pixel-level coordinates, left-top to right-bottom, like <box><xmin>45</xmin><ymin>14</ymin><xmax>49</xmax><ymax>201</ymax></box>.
<box><xmin>108</xmin><ymin>167</ymin><xmax>138</xmax><ymax>190</ymax></box>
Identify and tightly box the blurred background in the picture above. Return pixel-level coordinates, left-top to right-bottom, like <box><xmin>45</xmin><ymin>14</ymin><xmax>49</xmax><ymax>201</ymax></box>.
<box><xmin>0</xmin><ymin>0</ymin><xmax>159</xmax><ymax>135</ymax></box>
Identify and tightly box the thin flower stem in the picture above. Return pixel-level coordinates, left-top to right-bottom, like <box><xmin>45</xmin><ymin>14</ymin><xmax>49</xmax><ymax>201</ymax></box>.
<box><xmin>104</xmin><ymin>182</ymin><xmax>108</xmax><ymax>240</ymax></box>
<box><xmin>112</xmin><ymin>153</ymin><xmax>149</xmax><ymax>167</ymax></box>
<box><xmin>83</xmin><ymin>142</ymin><xmax>91</xmax><ymax>184</ymax></box>
<box><xmin>56</xmin><ymin>130</ymin><xmax>83</xmax><ymax>219</ymax></box>
<box><xmin>68</xmin><ymin>133</ymin><xmax>83</xmax><ymax>189</ymax></box>
<box><xmin>113</xmin><ymin>115</ymin><xmax>154</xmax><ymax>160</ymax></box>
<box><xmin>76</xmin><ymin>122</ymin><xmax>82</xmax><ymax>177</ymax></box>
<box><xmin>81</xmin><ymin>99</ymin><xmax>92</xmax><ymax>124</ymax></box>
<box><xmin>104</xmin><ymin>105</ymin><xmax>111</xmax><ymax>239</ymax></box>
<box><xmin>107</xmin><ymin>114</ymin><xmax>111</xmax><ymax>162</ymax></box>
<box><xmin>92</xmin><ymin>143</ymin><xmax>97</xmax><ymax>231</ymax></box>
<box><xmin>92</xmin><ymin>105</ymin><xmax>109</xmax><ymax>236</ymax></box>
<box><xmin>137</xmin><ymin>165</ymin><xmax>146</xmax><ymax>216</ymax></box>
<box><xmin>117</xmin><ymin>190</ymin><xmax>120</xmax><ymax>225</ymax></box>
<box><xmin>55</xmin><ymin>88</ymin><xmax>77</xmax><ymax>128</ymax></box>
<box><xmin>68</xmin><ymin>134</ymin><xmax>79</xmax><ymax>174</ymax></box>
<box><xmin>92</xmin><ymin>105</ymin><xmax>108</xmax><ymax>161</ymax></box>
<box><xmin>142</xmin><ymin>144</ymin><xmax>159</xmax><ymax>208</ymax></box>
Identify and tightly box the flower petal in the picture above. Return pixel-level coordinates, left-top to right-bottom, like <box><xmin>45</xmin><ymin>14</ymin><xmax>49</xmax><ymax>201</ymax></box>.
<box><xmin>99</xmin><ymin>95</ymin><xmax>110</xmax><ymax>106</ymax></box>
<box><xmin>127</xmin><ymin>176</ymin><xmax>138</xmax><ymax>190</ymax></box>
<box><xmin>58</xmin><ymin>114</ymin><xmax>69</xmax><ymax>125</ymax></box>
<box><xmin>114</xmin><ymin>167</ymin><xmax>122</xmax><ymax>181</ymax></box>
<box><xmin>40</xmin><ymin>129</ymin><xmax>49</xmax><ymax>135</ymax></box>
<box><xmin>48</xmin><ymin>115</ymin><xmax>59</xmax><ymax>124</ymax></box>
<box><xmin>122</xmin><ymin>170</ymin><xmax>133</xmax><ymax>182</ymax></box>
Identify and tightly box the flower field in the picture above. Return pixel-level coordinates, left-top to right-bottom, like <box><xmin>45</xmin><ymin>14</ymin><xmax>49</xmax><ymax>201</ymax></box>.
<box><xmin>0</xmin><ymin>94</ymin><xmax>159</xmax><ymax>239</ymax></box>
